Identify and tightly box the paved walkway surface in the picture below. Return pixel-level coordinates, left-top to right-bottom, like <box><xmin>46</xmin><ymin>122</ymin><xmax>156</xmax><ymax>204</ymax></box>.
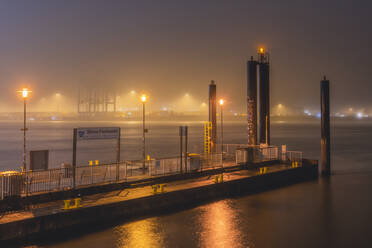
<box><xmin>0</xmin><ymin>163</ymin><xmax>292</xmax><ymax>225</ymax></box>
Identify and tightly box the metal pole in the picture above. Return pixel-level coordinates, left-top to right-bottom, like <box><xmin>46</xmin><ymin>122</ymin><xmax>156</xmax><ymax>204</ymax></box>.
<box><xmin>72</xmin><ymin>128</ymin><xmax>77</xmax><ymax>188</ymax></box>
<box><xmin>265</xmin><ymin>115</ymin><xmax>268</xmax><ymax>145</ymax></box>
<box><xmin>142</xmin><ymin>102</ymin><xmax>146</xmax><ymax>173</ymax></box>
<box><xmin>180</xmin><ymin>131</ymin><xmax>183</xmax><ymax>174</ymax></box>
<box><xmin>185</xmin><ymin>126</ymin><xmax>188</xmax><ymax>173</ymax></box>
<box><xmin>220</xmin><ymin>104</ymin><xmax>223</xmax><ymax>155</ymax></box>
<box><xmin>321</xmin><ymin>77</ymin><xmax>331</xmax><ymax>176</ymax></box>
<box><xmin>116</xmin><ymin>127</ymin><xmax>121</xmax><ymax>181</ymax></box>
<box><xmin>23</xmin><ymin>98</ymin><xmax>27</xmax><ymax>172</ymax></box>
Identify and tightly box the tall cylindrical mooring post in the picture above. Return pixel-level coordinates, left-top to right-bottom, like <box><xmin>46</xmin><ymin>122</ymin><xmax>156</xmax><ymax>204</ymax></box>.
<box><xmin>209</xmin><ymin>80</ymin><xmax>217</xmax><ymax>152</ymax></box>
<box><xmin>247</xmin><ymin>57</ymin><xmax>258</xmax><ymax>145</ymax></box>
<box><xmin>258</xmin><ymin>50</ymin><xmax>270</xmax><ymax>145</ymax></box>
<box><xmin>321</xmin><ymin>76</ymin><xmax>331</xmax><ymax>176</ymax></box>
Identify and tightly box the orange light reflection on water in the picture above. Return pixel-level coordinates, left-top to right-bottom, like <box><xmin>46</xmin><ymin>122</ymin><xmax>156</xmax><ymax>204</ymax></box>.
<box><xmin>114</xmin><ymin>218</ymin><xmax>163</xmax><ymax>248</ymax></box>
<box><xmin>199</xmin><ymin>200</ymin><xmax>249</xmax><ymax>248</ymax></box>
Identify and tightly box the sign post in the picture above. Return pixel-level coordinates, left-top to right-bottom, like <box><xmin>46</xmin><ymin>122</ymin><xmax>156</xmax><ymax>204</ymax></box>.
<box><xmin>72</xmin><ymin>127</ymin><xmax>121</xmax><ymax>188</ymax></box>
<box><xmin>179</xmin><ymin>126</ymin><xmax>188</xmax><ymax>174</ymax></box>
<box><xmin>72</xmin><ymin>128</ymin><xmax>77</xmax><ymax>188</ymax></box>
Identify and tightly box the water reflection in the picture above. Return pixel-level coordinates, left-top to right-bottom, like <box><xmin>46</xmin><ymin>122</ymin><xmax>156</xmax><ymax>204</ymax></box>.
<box><xmin>198</xmin><ymin>200</ymin><xmax>250</xmax><ymax>248</ymax></box>
<box><xmin>114</xmin><ymin>217</ymin><xmax>164</xmax><ymax>248</ymax></box>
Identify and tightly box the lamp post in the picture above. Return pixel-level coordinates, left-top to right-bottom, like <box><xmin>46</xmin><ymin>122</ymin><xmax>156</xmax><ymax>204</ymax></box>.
<box><xmin>219</xmin><ymin>99</ymin><xmax>224</xmax><ymax>155</ymax></box>
<box><xmin>141</xmin><ymin>94</ymin><xmax>147</xmax><ymax>173</ymax></box>
<box><xmin>18</xmin><ymin>88</ymin><xmax>31</xmax><ymax>172</ymax></box>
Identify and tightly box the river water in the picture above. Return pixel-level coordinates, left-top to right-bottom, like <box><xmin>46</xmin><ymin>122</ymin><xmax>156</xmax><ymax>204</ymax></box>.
<box><xmin>1</xmin><ymin>120</ymin><xmax>371</xmax><ymax>248</ymax></box>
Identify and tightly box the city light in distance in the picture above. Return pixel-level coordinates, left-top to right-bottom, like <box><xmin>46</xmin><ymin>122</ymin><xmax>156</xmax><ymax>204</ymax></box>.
<box><xmin>219</xmin><ymin>99</ymin><xmax>224</xmax><ymax>106</ymax></box>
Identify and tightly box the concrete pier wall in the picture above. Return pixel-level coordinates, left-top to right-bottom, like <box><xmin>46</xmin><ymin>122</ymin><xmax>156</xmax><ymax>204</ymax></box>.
<box><xmin>0</xmin><ymin>163</ymin><xmax>317</xmax><ymax>243</ymax></box>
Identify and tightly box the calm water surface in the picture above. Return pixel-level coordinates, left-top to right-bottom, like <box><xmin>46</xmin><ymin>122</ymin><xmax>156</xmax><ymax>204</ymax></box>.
<box><xmin>1</xmin><ymin>120</ymin><xmax>371</xmax><ymax>248</ymax></box>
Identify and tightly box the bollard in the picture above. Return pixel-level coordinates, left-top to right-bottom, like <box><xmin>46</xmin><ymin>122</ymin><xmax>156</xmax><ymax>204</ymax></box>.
<box><xmin>295</xmin><ymin>161</ymin><xmax>298</xmax><ymax>167</ymax></box>
<box><xmin>63</xmin><ymin>199</ymin><xmax>71</xmax><ymax>210</ymax></box>
<box><xmin>219</xmin><ymin>174</ymin><xmax>224</xmax><ymax>183</ymax></box>
<box><xmin>74</xmin><ymin>198</ymin><xmax>81</xmax><ymax>208</ymax></box>
<box><xmin>147</xmin><ymin>155</ymin><xmax>150</xmax><ymax>161</ymax></box>
<box><xmin>263</xmin><ymin>167</ymin><xmax>267</xmax><ymax>174</ymax></box>
<box><xmin>152</xmin><ymin>185</ymin><xmax>158</xmax><ymax>194</ymax></box>
<box><xmin>159</xmin><ymin>184</ymin><xmax>165</xmax><ymax>193</ymax></box>
<box><xmin>95</xmin><ymin>160</ymin><xmax>99</xmax><ymax>166</ymax></box>
<box><xmin>89</xmin><ymin>160</ymin><xmax>93</xmax><ymax>166</ymax></box>
<box><xmin>214</xmin><ymin>175</ymin><xmax>219</xmax><ymax>184</ymax></box>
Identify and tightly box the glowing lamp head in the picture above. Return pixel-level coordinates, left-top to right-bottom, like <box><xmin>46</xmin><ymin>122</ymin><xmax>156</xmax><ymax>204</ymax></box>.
<box><xmin>141</xmin><ymin>94</ymin><xmax>147</xmax><ymax>103</ymax></box>
<box><xmin>19</xmin><ymin>88</ymin><xmax>31</xmax><ymax>99</ymax></box>
<box><xmin>259</xmin><ymin>47</ymin><xmax>264</xmax><ymax>54</ymax></box>
<box><xmin>219</xmin><ymin>99</ymin><xmax>224</xmax><ymax>106</ymax></box>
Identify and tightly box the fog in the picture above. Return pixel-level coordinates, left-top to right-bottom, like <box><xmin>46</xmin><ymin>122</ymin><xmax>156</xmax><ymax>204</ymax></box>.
<box><xmin>0</xmin><ymin>0</ymin><xmax>371</xmax><ymax>114</ymax></box>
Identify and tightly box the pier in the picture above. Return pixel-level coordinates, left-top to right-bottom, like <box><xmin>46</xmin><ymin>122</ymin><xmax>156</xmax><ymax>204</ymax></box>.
<box><xmin>0</xmin><ymin>158</ymin><xmax>318</xmax><ymax>243</ymax></box>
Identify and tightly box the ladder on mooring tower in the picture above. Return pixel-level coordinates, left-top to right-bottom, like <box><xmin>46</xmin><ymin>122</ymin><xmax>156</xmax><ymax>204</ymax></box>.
<box><xmin>204</xmin><ymin>121</ymin><xmax>212</xmax><ymax>154</ymax></box>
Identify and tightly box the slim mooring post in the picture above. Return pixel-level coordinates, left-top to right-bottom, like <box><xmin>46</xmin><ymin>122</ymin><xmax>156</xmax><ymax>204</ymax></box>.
<box><xmin>179</xmin><ymin>126</ymin><xmax>188</xmax><ymax>174</ymax></box>
<box><xmin>180</xmin><ymin>128</ymin><xmax>183</xmax><ymax>174</ymax></box>
<box><xmin>72</xmin><ymin>128</ymin><xmax>77</xmax><ymax>188</ymax></box>
<box><xmin>116</xmin><ymin>128</ymin><xmax>121</xmax><ymax>181</ymax></box>
<box><xmin>185</xmin><ymin>126</ymin><xmax>188</xmax><ymax>173</ymax></box>
<box><xmin>209</xmin><ymin>80</ymin><xmax>217</xmax><ymax>152</ymax></box>
<box><xmin>321</xmin><ymin>76</ymin><xmax>331</xmax><ymax>176</ymax></box>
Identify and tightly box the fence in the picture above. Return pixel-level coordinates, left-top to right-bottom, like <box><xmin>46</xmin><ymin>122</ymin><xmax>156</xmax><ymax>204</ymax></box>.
<box><xmin>0</xmin><ymin>153</ymin><xmax>223</xmax><ymax>199</ymax></box>
<box><xmin>0</xmin><ymin>147</ymin><xmax>302</xmax><ymax>200</ymax></box>
<box><xmin>285</xmin><ymin>151</ymin><xmax>303</xmax><ymax>166</ymax></box>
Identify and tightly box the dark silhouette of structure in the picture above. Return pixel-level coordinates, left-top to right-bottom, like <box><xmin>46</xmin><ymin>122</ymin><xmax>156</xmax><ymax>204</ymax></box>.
<box><xmin>209</xmin><ymin>80</ymin><xmax>217</xmax><ymax>152</ymax></box>
<box><xmin>78</xmin><ymin>88</ymin><xmax>117</xmax><ymax>114</ymax></box>
<box><xmin>321</xmin><ymin>76</ymin><xmax>331</xmax><ymax>176</ymax></box>
<box><xmin>247</xmin><ymin>48</ymin><xmax>270</xmax><ymax>145</ymax></box>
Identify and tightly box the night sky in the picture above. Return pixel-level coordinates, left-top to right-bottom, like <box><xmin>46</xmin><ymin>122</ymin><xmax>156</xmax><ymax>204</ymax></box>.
<box><xmin>0</xmin><ymin>0</ymin><xmax>371</xmax><ymax>112</ymax></box>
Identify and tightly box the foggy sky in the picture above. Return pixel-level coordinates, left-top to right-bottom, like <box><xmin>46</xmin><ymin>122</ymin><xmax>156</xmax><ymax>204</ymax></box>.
<box><xmin>0</xmin><ymin>0</ymin><xmax>371</xmax><ymax>113</ymax></box>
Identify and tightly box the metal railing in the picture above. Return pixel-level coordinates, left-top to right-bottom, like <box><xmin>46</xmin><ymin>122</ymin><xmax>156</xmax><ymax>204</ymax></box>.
<box><xmin>284</xmin><ymin>151</ymin><xmax>303</xmax><ymax>166</ymax></box>
<box><xmin>1</xmin><ymin>153</ymin><xmax>224</xmax><ymax>199</ymax></box>
<box><xmin>0</xmin><ymin>148</ymin><xmax>303</xmax><ymax>200</ymax></box>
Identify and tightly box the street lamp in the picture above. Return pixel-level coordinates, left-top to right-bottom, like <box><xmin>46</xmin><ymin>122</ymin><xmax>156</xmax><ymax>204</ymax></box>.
<box><xmin>17</xmin><ymin>88</ymin><xmax>32</xmax><ymax>172</ymax></box>
<box><xmin>141</xmin><ymin>94</ymin><xmax>147</xmax><ymax>173</ymax></box>
<box><xmin>219</xmin><ymin>99</ymin><xmax>224</xmax><ymax>155</ymax></box>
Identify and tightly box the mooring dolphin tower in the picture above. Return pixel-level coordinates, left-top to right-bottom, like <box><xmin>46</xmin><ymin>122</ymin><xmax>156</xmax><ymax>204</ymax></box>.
<box><xmin>247</xmin><ymin>48</ymin><xmax>270</xmax><ymax>145</ymax></box>
<box><xmin>209</xmin><ymin>80</ymin><xmax>217</xmax><ymax>152</ymax></box>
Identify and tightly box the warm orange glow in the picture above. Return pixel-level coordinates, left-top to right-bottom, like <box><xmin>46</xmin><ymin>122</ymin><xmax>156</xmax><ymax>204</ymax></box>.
<box><xmin>219</xmin><ymin>99</ymin><xmax>224</xmax><ymax>106</ymax></box>
<box><xmin>18</xmin><ymin>88</ymin><xmax>32</xmax><ymax>99</ymax></box>
<box><xmin>259</xmin><ymin>47</ymin><xmax>264</xmax><ymax>53</ymax></box>
<box><xmin>141</xmin><ymin>94</ymin><xmax>147</xmax><ymax>103</ymax></box>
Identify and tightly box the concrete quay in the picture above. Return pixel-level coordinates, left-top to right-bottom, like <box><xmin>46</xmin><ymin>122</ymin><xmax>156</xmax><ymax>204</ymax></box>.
<box><xmin>0</xmin><ymin>160</ymin><xmax>318</xmax><ymax>244</ymax></box>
